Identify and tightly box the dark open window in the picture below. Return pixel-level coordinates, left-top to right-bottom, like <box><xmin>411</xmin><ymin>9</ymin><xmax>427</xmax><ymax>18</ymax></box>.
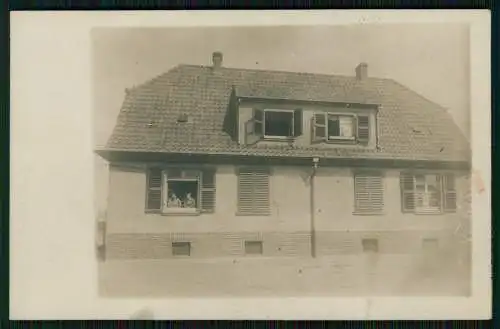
<box><xmin>245</xmin><ymin>108</ymin><xmax>302</xmax><ymax>144</ymax></box>
<box><xmin>264</xmin><ymin>111</ymin><xmax>294</xmax><ymax>137</ymax></box>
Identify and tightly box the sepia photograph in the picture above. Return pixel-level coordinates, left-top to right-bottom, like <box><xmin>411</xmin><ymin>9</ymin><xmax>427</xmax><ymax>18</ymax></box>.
<box><xmin>94</xmin><ymin>24</ymin><xmax>473</xmax><ymax>298</ymax></box>
<box><xmin>10</xmin><ymin>10</ymin><xmax>490</xmax><ymax>320</ymax></box>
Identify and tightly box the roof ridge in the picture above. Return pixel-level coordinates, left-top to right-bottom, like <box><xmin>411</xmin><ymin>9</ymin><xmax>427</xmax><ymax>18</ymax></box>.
<box><xmin>176</xmin><ymin>63</ymin><xmax>394</xmax><ymax>81</ymax></box>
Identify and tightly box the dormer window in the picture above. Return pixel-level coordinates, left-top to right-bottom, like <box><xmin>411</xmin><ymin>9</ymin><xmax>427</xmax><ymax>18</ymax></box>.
<box><xmin>327</xmin><ymin>114</ymin><xmax>355</xmax><ymax>140</ymax></box>
<box><xmin>245</xmin><ymin>108</ymin><xmax>302</xmax><ymax>144</ymax></box>
<box><xmin>312</xmin><ymin>112</ymin><xmax>370</xmax><ymax>145</ymax></box>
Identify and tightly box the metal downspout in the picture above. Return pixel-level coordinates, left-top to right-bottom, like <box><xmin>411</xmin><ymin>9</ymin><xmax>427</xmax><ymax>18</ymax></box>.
<box><xmin>310</xmin><ymin>157</ymin><xmax>319</xmax><ymax>258</ymax></box>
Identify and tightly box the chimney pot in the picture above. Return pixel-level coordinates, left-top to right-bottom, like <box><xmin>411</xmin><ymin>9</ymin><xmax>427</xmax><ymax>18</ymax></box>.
<box><xmin>212</xmin><ymin>51</ymin><xmax>223</xmax><ymax>69</ymax></box>
<box><xmin>355</xmin><ymin>62</ymin><xmax>368</xmax><ymax>80</ymax></box>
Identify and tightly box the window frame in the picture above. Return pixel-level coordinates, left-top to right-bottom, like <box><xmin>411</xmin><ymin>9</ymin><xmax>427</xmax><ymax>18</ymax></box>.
<box><xmin>245</xmin><ymin>108</ymin><xmax>303</xmax><ymax>144</ymax></box>
<box><xmin>145</xmin><ymin>166</ymin><xmax>216</xmax><ymax>216</ymax></box>
<box><xmin>262</xmin><ymin>108</ymin><xmax>296</xmax><ymax>140</ymax></box>
<box><xmin>312</xmin><ymin>111</ymin><xmax>371</xmax><ymax>144</ymax></box>
<box><xmin>162</xmin><ymin>170</ymin><xmax>201</xmax><ymax>215</ymax></box>
<box><xmin>326</xmin><ymin>112</ymin><xmax>357</xmax><ymax>141</ymax></box>
<box><xmin>400</xmin><ymin>172</ymin><xmax>457</xmax><ymax>215</ymax></box>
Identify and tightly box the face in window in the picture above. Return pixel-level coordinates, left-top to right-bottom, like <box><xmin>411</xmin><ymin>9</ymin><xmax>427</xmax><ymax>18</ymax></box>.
<box><xmin>167</xmin><ymin>180</ymin><xmax>198</xmax><ymax>209</ymax></box>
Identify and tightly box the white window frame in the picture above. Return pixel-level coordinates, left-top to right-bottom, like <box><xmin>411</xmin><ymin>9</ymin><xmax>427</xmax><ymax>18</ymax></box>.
<box><xmin>326</xmin><ymin>112</ymin><xmax>357</xmax><ymax>141</ymax></box>
<box><xmin>262</xmin><ymin>108</ymin><xmax>295</xmax><ymax>140</ymax></box>
<box><xmin>413</xmin><ymin>174</ymin><xmax>442</xmax><ymax>213</ymax></box>
<box><xmin>162</xmin><ymin>169</ymin><xmax>202</xmax><ymax>215</ymax></box>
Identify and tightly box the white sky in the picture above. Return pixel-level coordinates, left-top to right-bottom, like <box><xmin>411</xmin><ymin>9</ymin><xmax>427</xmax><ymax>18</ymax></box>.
<box><xmin>92</xmin><ymin>24</ymin><xmax>471</xmax><ymax>213</ymax></box>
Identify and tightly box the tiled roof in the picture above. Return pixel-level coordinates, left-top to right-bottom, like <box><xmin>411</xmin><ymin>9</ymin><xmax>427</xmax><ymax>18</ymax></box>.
<box><xmin>104</xmin><ymin>64</ymin><xmax>471</xmax><ymax>163</ymax></box>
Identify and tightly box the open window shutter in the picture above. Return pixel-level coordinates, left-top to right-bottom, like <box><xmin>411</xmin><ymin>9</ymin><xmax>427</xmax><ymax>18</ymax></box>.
<box><xmin>200</xmin><ymin>168</ymin><xmax>216</xmax><ymax>213</ymax></box>
<box><xmin>245</xmin><ymin>109</ymin><xmax>264</xmax><ymax>145</ymax></box>
<box><xmin>357</xmin><ymin>115</ymin><xmax>370</xmax><ymax>144</ymax></box>
<box><xmin>443</xmin><ymin>173</ymin><xmax>457</xmax><ymax>212</ymax></box>
<box><xmin>146</xmin><ymin>168</ymin><xmax>162</xmax><ymax>212</ymax></box>
<box><xmin>400</xmin><ymin>172</ymin><xmax>415</xmax><ymax>213</ymax></box>
<box><xmin>354</xmin><ymin>173</ymin><xmax>384</xmax><ymax>214</ymax></box>
<box><xmin>312</xmin><ymin>113</ymin><xmax>326</xmax><ymax>143</ymax></box>
<box><xmin>293</xmin><ymin>108</ymin><xmax>303</xmax><ymax>137</ymax></box>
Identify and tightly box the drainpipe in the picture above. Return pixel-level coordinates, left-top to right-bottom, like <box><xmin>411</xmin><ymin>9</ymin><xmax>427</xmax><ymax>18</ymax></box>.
<box><xmin>310</xmin><ymin>157</ymin><xmax>320</xmax><ymax>258</ymax></box>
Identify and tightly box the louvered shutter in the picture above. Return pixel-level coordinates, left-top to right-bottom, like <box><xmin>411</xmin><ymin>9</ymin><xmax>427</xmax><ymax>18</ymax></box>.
<box><xmin>245</xmin><ymin>109</ymin><xmax>264</xmax><ymax>145</ymax></box>
<box><xmin>146</xmin><ymin>168</ymin><xmax>162</xmax><ymax>212</ymax></box>
<box><xmin>400</xmin><ymin>172</ymin><xmax>415</xmax><ymax>213</ymax></box>
<box><xmin>237</xmin><ymin>167</ymin><xmax>270</xmax><ymax>215</ymax></box>
<box><xmin>293</xmin><ymin>108</ymin><xmax>303</xmax><ymax>137</ymax></box>
<box><xmin>357</xmin><ymin>115</ymin><xmax>370</xmax><ymax>144</ymax></box>
<box><xmin>312</xmin><ymin>113</ymin><xmax>326</xmax><ymax>142</ymax></box>
<box><xmin>443</xmin><ymin>173</ymin><xmax>457</xmax><ymax>212</ymax></box>
<box><xmin>354</xmin><ymin>173</ymin><xmax>384</xmax><ymax>214</ymax></box>
<box><xmin>200</xmin><ymin>168</ymin><xmax>216</xmax><ymax>213</ymax></box>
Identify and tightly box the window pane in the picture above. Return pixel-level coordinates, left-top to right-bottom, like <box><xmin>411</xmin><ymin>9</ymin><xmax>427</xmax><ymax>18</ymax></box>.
<box><xmin>167</xmin><ymin>180</ymin><xmax>198</xmax><ymax>208</ymax></box>
<box><xmin>264</xmin><ymin>111</ymin><xmax>294</xmax><ymax>137</ymax></box>
<box><xmin>339</xmin><ymin>116</ymin><xmax>353</xmax><ymax>137</ymax></box>
<box><xmin>415</xmin><ymin>174</ymin><xmax>425</xmax><ymax>187</ymax></box>
<box><xmin>425</xmin><ymin>174</ymin><xmax>439</xmax><ymax>188</ymax></box>
<box><xmin>327</xmin><ymin>117</ymin><xmax>340</xmax><ymax>137</ymax></box>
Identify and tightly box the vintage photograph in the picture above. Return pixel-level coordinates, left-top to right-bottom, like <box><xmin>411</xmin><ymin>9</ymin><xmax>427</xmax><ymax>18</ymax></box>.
<box><xmin>93</xmin><ymin>25</ymin><xmax>472</xmax><ymax>298</ymax></box>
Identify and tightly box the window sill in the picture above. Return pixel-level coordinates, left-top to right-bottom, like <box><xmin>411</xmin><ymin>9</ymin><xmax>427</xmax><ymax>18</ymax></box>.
<box><xmin>262</xmin><ymin>136</ymin><xmax>295</xmax><ymax>142</ymax></box>
<box><xmin>236</xmin><ymin>212</ymin><xmax>271</xmax><ymax>217</ymax></box>
<box><xmin>325</xmin><ymin>138</ymin><xmax>357</xmax><ymax>145</ymax></box>
<box><xmin>145</xmin><ymin>209</ymin><xmax>201</xmax><ymax>216</ymax></box>
<box><xmin>352</xmin><ymin>211</ymin><xmax>385</xmax><ymax>216</ymax></box>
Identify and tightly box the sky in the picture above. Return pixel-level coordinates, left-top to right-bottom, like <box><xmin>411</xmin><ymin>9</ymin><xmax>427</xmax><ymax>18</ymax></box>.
<box><xmin>92</xmin><ymin>24</ymin><xmax>470</xmax><ymax>214</ymax></box>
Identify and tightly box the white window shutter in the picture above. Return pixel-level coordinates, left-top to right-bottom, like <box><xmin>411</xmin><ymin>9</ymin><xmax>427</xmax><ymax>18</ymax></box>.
<box><xmin>354</xmin><ymin>173</ymin><xmax>384</xmax><ymax>214</ymax></box>
<box><xmin>237</xmin><ymin>167</ymin><xmax>270</xmax><ymax>215</ymax></box>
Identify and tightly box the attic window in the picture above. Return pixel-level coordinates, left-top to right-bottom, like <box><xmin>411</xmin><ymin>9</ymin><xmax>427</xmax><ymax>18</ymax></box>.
<box><xmin>245</xmin><ymin>108</ymin><xmax>303</xmax><ymax>144</ymax></box>
<box><xmin>312</xmin><ymin>112</ymin><xmax>370</xmax><ymax>145</ymax></box>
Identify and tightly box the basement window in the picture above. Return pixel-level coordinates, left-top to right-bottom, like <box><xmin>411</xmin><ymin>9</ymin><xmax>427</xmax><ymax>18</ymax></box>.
<box><xmin>172</xmin><ymin>242</ymin><xmax>191</xmax><ymax>256</ymax></box>
<box><xmin>362</xmin><ymin>239</ymin><xmax>379</xmax><ymax>253</ymax></box>
<box><xmin>245</xmin><ymin>241</ymin><xmax>263</xmax><ymax>255</ymax></box>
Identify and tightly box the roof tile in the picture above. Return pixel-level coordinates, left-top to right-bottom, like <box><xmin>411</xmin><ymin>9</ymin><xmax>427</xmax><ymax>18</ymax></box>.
<box><xmin>103</xmin><ymin>64</ymin><xmax>470</xmax><ymax>163</ymax></box>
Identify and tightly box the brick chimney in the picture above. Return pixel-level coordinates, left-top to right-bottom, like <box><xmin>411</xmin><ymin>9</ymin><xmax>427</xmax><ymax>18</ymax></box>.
<box><xmin>355</xmin><ymin>62</ymin><xmax>368</xmax><ymax>80</ymax></box>
<box><xmin>212</xmin><ymin>51</ymin><xmax>223</xmax><ymax>69</ymax></box>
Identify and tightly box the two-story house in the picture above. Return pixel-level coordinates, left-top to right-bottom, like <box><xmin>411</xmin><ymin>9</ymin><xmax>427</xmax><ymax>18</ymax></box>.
<box><xmin>95</xmin><ymin>52</ymin><xmax>471</xmax><ymax>265</ymax></box>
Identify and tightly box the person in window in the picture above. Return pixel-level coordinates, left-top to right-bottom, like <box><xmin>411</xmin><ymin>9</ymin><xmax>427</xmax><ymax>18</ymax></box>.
<box><xmin>168</xmin><ymin>192</ymin><xmax>181</xmax><ymax>208</ymax></box>
<box><xmin>184</xmin><ymin>192</ymin><xmax>196</xmax><ymax>208</ymax></box>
